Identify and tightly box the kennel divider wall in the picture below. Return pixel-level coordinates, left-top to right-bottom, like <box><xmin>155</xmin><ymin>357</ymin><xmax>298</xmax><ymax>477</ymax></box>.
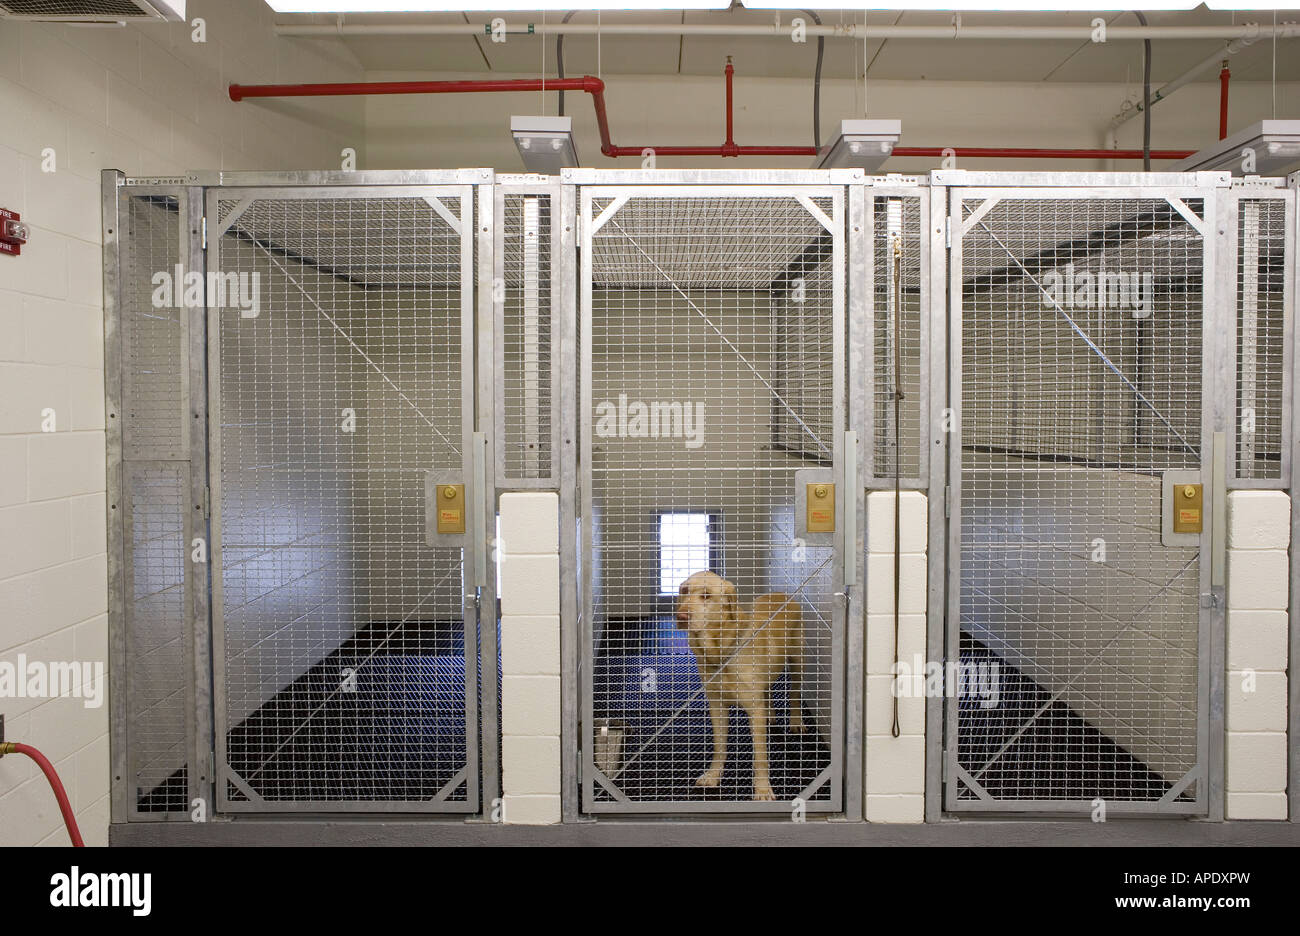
<box><xmin>104</xmin><ymin>174</ymin><xmax>213</xmax><ymax>820</ymax></box>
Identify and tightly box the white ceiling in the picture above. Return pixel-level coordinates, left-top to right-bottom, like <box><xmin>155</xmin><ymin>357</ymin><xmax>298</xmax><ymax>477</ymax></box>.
<box><xmin>280</xmin><ymin>8</ymin><xmax>1300</xmax><ymax>82</ymax></box>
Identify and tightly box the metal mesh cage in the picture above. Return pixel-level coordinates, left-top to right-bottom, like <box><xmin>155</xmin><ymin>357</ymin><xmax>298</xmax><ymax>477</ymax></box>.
<box><xmin>212</xmin><ymin>192</ymin><xmax>476</xmax><ymax>809</ymax></box>
<box><xmin>954</xmin><ymin>195</ymin><xmax>1204</xmax><ymax>807</ymax></box>
<box><xmin>117</xmin><ymin>193</ymin><xmax>193</xmax><ymax>815</ymax></box>
<box><xmin>872</xmin><ymin>194</ymin><xmax>925</xmax><ymax>482</ymax></box>
<box><xmin>500</xmin><ymin>193</ymin><xmax>555</xmax><ymax>481</ymax></box>
<box><xmin>126</xmin><ymin>465</ymin><xmax>190</xmax><ymax>812</ymax></box>
<box><xmin>1235</xmin><ymin>197</ymin><xmax>1289</xmax><ymax>481</ymax></box>
<box><xmin>583</xmin><ymin>191</ymin><xmax>841</xmax><ymax>811</ymax></box>
<box><xmin>122</xmin><ymin>196</ymin><xmax>185</xmax><ymax>461</ymax></box>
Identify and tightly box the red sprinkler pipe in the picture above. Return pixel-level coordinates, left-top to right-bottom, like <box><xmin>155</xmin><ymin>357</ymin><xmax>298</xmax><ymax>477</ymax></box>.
<box><xmin>227</xmin><ymin>76</ymin><xmax>1189</xmax><ymax>162</ymax></box>
<box><xmin>723</xmin><ymin>58</ymin><xmax>739</xmax><ymax>157</ymax></box>
<box><xmin>229</xmin><ymin>70</ymin><xmax>818</xmax><ymax>159</ymax></box>
<box><xmin>0</xmin><ymin>741</ymin><xmax>84</xmax><ymax>846</ymax></box>
<box><xmin>1219</xmin><ymin>63</ymin><xmax>1231</xmax><ymax>140</ymax></box>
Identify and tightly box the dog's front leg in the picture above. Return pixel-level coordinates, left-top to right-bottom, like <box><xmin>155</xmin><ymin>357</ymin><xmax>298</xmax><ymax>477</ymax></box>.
<box><xmin>745</xmin><ymin>699</ymin><xmax>775</xmax><ymax>801</ymax></box>
<box><xmin>696</xmin><ymin>691</ymin><xmax>728</xmax><ymax>789</ymax></box>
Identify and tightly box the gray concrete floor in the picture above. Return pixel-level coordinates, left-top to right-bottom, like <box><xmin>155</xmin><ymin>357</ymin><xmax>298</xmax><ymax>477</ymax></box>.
<box><xmin>111</xmin><ymin>818</ymin><xmax>1300</xmax><ymax>846</ymax></box>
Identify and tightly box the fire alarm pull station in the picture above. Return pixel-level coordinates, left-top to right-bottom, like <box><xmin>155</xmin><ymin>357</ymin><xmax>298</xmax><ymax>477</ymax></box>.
<box><xmin>0</xmin><ymin>208</ymin><xmax>29</xmax><ymax>257</ymax></box>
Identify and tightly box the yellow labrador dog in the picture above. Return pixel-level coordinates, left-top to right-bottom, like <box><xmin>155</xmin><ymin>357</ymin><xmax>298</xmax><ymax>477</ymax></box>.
<box><xmin>675</xmin><ymin>571</ymin><xmax>806</xmax><ymax>801</ymax></box>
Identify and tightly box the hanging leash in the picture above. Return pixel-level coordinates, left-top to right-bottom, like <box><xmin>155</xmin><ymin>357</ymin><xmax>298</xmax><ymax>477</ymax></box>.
<box><xmin>892</xmin><ymin>234</ymin><xmax>904</xmax><ymax>739</ymax></box>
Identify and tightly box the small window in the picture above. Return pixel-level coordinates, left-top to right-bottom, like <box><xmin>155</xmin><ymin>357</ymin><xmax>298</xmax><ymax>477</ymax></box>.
<box><xmin>658</xmin><ymin>513</ymin><xmax>717</xmax><ymax>595</ymax></box>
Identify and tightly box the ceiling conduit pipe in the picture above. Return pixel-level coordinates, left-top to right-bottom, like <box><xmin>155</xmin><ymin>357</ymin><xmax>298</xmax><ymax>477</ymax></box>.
<box><xmin>1109</xmin><ymin>24</ymin><xmax>1263</xmax><ymax>132</ymax></box>
<box><xmin>274</xmin><ymin>22</ymin><xmax>1300</xmax><ymax>42</ymax></box>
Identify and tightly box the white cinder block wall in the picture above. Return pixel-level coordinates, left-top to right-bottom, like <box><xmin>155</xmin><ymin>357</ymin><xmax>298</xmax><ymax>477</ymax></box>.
<box><xmin>1225</xmin><ymin>491</ymin><xmax>1290</xmax><ymax>820</ymax></box>
<box><xmin>0</xmin><ymin>0</ymin><xmax>363</xmax><ymax>846</ymax></box>
<box><xmin>864</xmin><ymin>490</ymin><xmax>927</xmax><ymax>822</ymax></box>
<box><xmin>498</xmin><ymin>492</ymin><xmax>562</xmax><ymax>824</ymax></box>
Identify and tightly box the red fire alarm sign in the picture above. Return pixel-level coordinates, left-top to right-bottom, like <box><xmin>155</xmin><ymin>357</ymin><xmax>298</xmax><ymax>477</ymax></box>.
<box><xmin>1</xmin><ymin>208</ymin><xmax>29</xmax><ymax>257</ymax></box>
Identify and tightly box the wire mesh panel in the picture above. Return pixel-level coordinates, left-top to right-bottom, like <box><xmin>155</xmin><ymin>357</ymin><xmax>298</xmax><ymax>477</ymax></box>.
<box><xmin>580</xmin><ymin>186</ymin><xmax>844</xmax><ymax>813</ymax></box>
<box><xmin>109</xmin><ymin>189</ymin><xmax>199</xmax><ymax>818</ymax></box>
<box><xmin>869</xmin><ymin>191</ymin><xmax>928</xmax><ymax>485</ymax></box>
<box><xmin>948</xmin><ymin>188</ymin><xmax>1210</xmax><ymax>813</ymax></box>
<box><xmin>209</xmin><ymin>188</ymin><xmax>478</xmax><ymax>812</ymax></box>
<box><xmin>1232</xmin><ymin>191</ymin><xmax>1294</xmax><ymax>484</ymax></box>
<box><xmin>123</xmin><ymin>463</ymin><xmax>191</xmax><ymax>812</ymax></box>
<box><xmin>497</xmin><ymin>187</ymin><xmax>558</xmax><ymax>484</ymax></box>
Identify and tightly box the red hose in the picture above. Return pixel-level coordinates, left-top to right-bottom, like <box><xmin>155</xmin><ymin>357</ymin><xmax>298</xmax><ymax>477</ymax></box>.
<box><xmin>2</xmin><ymin>742</ymin><xmax>84</xmax><ymax>847</ymax></box>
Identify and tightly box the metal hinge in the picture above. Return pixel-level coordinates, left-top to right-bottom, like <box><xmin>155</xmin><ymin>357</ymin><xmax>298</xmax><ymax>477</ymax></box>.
<box><xmin>201</xmin><ymin>216</ymin><xmax>207</xmax><ymax>250</ymax></box>
<box><xmin>944</xmin><ymin>485</ymin><xmax>952</xmax><ymax>518</ymax></box>
<box><xmin>944</xmin><ymin>215</ymin><xmax>952</xmax><ymax>248</ymax></box>
<box><xmin>942</xmin><ymin>755</ymin><xmax>950</xmax><ymax>781</ymax></box>
<box><xmin>203</xmin><ymin>486</ymin><xmax>211</xmax><ymax>519</ymax></box>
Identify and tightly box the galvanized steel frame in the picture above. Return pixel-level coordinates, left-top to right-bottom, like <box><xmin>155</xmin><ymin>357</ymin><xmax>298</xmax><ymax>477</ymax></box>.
<box><xmin>1221</xmin><ymin>180</ymin><xmax>1295</xmax><ymax>490</ymax></box>
<box><xmin>103</xmin><ymin>172</ymin><xmax>212</xmax><ymax>822</ymax></box>
<box><xmin>493</xmin><ymin>177</ymin><xmax>564</xmax><ymax>489</ymax></box>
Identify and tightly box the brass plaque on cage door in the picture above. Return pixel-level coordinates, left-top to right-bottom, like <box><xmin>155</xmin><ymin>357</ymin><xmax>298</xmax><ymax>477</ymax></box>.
<box><xmin>806</xmin><ymin>483</ymin><xmax>835</xmax><ymax>533</ymax></box>
<box><xmin>436</xmin><ymin>483</ymin><xmax>466</xmax><ymax>534</ymax></box>
<box><xmin>1173</xmin><ymin>483</ymin><xmax>1203</xmax><ymax>534</ymax></box>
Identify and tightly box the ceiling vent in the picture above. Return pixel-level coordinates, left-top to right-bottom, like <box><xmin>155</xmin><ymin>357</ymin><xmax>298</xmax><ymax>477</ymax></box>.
<box><xmin>0</xmin><ymin>0</ymin><xmax>184</xmax><ymax>21</ymax></box>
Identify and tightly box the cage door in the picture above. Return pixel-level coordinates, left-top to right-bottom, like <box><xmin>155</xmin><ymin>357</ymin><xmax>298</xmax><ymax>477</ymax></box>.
<box><xmin>206</xmin><ymin>187</ymin><xmax>482</xmax><ymax>813</ymax></box>
<box><xmin>945</xmin><ymin>186</ymin><xmax>1215</xmax><ymax>815</ymax></box>
<box><xmin>579</xmin><ymin>185</ymin><xmax>847</xmax><ymax>813</ymax></box>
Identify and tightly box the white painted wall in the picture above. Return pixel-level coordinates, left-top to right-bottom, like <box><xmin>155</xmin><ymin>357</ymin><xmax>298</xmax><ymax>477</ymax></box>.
<box><xmin>0</xmin><ymin>0</ymin><xmax>363</xmax><ymax>847</ymax></box>
<box><xmin>362</xmin><ymin>69</ymin><xmax>1298</xmax><ymax>172</ymax></box>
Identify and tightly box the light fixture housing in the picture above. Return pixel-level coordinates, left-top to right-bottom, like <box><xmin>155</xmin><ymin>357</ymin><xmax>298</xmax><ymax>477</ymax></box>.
<box><xmin>815</xmin><ymin>119</ymin><xmax>901</xmax><ymax>171</ymax></box>
<box><xmin>512</xmin><ymin>116</ymin><xmax>580</xmax><ymax>175</ymax></box>
<box><xmin>0</xmin><ymin>0</ymin><xmax>184</xmax><ymax>19</ymax></box>
<box><xmin>1169</xmin><ymin>120</ymin><xmax>1300</xmax><ymax>176</ymax></box>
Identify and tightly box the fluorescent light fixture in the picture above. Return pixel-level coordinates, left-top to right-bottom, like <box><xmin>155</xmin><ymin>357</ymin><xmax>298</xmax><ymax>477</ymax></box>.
<box><xmin>267</xmin><ymin>2</ymin><xmax>729</xmax><ymax>11</ymax></box>
<box><xmin>1169</xmin><ymin>120</ymin><xmax>1300</xmax><ymax>176</ymax></box>
<box><xmin>816</xmin><ymin>119</ymin><xmax>901</xmax><ymax>171</ymax></box>
<box><xmin>512</xmin><ymin>116</ymin><xmax>580</xmax><ymax>175</ymax></box>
